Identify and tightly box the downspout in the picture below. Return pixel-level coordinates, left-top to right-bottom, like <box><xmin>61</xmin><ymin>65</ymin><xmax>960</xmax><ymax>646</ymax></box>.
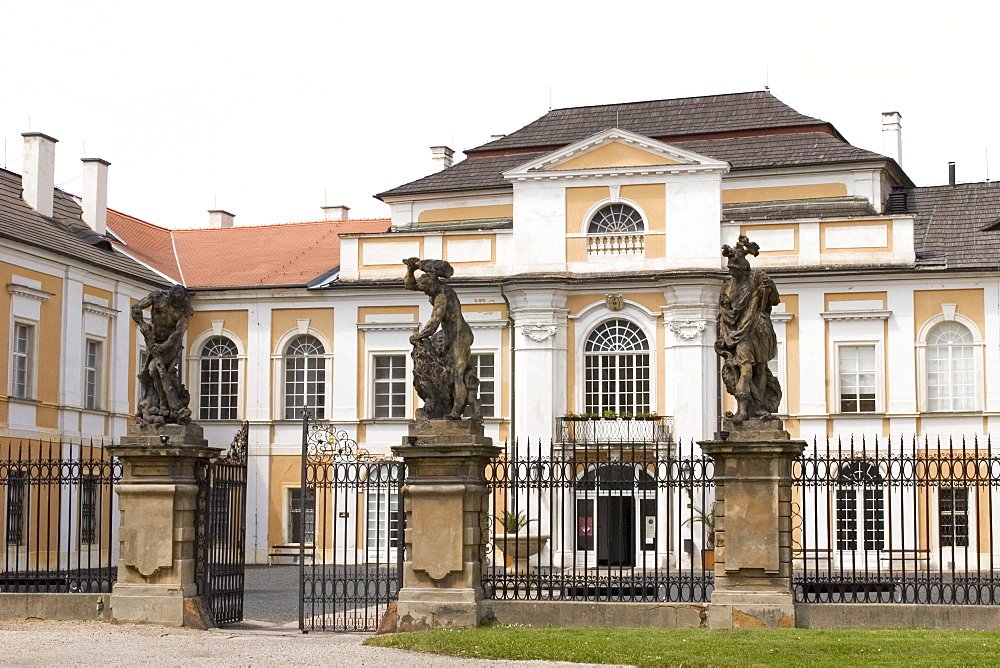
<box><xmin>500</xmin><ymin>283</ymin><xmax>516</xmax><ymax>442</ymax></box>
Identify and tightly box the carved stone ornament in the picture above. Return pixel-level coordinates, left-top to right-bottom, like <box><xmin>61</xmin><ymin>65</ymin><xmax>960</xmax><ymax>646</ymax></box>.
<box><xmin>521</xmin><ymin>324</ymin><xmax>557</xmax><ymax>342</ymax></box>
<box><xmin>669</xmin><ymin>319</ymin><xmax>707</xmax><ymax>341</ymax></box>
<box><xmin>605</xmin><ymin>294</ymin><xmax>624</xmax><ymax>311</ymax></box>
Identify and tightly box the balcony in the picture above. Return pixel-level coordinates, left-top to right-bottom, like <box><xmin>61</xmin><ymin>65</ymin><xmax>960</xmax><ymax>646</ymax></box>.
<box><xmin>556</xmin><ymin>416</ymin><xmax>673</xmax><ymax>444</ymax></box>
<box><xmin>586</xmin><ymin>233</ymin><xmax>644</xmax><ymax>256</ymax></box>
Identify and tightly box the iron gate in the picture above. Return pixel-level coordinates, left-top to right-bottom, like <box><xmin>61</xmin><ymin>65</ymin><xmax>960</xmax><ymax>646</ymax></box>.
<box><xmin>299</xmin><ymin>414</ymin><xmax>404</xmax><ymax>632</ymax></box>
<box><xmin>196</xmin><ymin>422</ymin><xmax>249</xmax><ymax>625</ymax></box>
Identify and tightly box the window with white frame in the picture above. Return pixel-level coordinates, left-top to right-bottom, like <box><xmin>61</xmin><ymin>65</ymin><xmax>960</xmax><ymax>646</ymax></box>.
<box><xmin>838</xmin><ymin>345</ymin><xmax>877</xmax><ymax>413</ymax></box>
<box><xmin>926</xmin><ymin>322</ymin><xmax>975</xmax><ymax>412</ymax></box>
<box><xmin>834</xmin><ymin>460</ymin><xmax>884</xmax><ymax>551</ymax></box>
<box><xmin>284</xmin><ymin>335</ymin><xmax>325</xmax><ymax>420</ymax></box>
<box><xmin>939</xmin><ymin>487</ymin><xmax>970</xmax><ymax>547</ymax></box>
<box><xmin>584</xmin><ymin>319</ymin><xmax>650</xmax><ymax>414</ymax></box>
<box><xmin>373</xmin><ymin>355</ymin><xmax>407</xmax><ymax>418</ymax></box>
<box><xmin>10</xmin><ymin>323</ymin><xmax>34</xmax><ymax>399</ymax></box>
<box><xmin>588</xmin><ymin>204</ymin><xmax>644</xmax><ymax>234</ymax></box>
<box><xmin>199</xmin><ymin>336</ymin><xmax>239</xmax><ymax>420</ymax></box>
<box><xmin>366</xmin><ymin>464</ymin><xmax>402</xmax><ymax>556</ymax></box>
<box><xmin>83</xmin><ymin>339</ymin><xmax>103</xmax><ymax>410</ymax></box>
<box><xmin>287</xmin><ymin>487</ymin><xmax>315</xmax><ymax>544</ymax></box>
<box><xmin>471</xmin><ymin>353</ymin><xmax>495</xmax><ymax>418</ymax></box>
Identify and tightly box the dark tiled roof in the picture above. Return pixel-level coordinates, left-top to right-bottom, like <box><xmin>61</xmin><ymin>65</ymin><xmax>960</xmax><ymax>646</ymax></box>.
<box><xmin>912</xmin><ymin>182</ymin><xmax>1000</xmax><ymax>268</ymax></box>
<box><xmin>378</xmin><ymin>133</ymin><xmax>887</xmax><ymax>199</ymax></box>
<box><xmin>724</xmin><ymin>198</ymin><xmax>878</xmax><ymax>222</ymax></box>
<box><xmin>0</xmin><ymin>169</ymin><xmax>167</xmax><ymax>285</ymax></box>
<box><xmin>467</xmin><ymin>91</ymin><xmax>827</xmax><ymax>153</ymax></box>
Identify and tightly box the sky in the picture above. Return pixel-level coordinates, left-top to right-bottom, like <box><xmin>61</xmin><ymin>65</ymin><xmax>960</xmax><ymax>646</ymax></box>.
<box><xmin>1</xmin><ymin>1</ymin><xmax>997</xmax><ymax>229</ymax></box>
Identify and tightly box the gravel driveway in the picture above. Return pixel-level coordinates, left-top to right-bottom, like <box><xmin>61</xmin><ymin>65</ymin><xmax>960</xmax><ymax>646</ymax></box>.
<box><xmin>0</xmin><ymin>619</ymin><xmax>615</xmax><ymax>667</ymax></box>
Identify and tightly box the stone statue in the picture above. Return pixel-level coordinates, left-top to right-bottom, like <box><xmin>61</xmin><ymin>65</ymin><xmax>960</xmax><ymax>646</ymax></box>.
<box><xmin>132</xmin><ymin>284</ymin><xmax>193</xmax><ymax>427</ymax></box>
<box><xmin>403</xmin><ymin>258</ymin><xmax>481</xmax><ymax>421</ymax></box>
<box><xmin>715</xmin><ymin>235</ymin><xmax>782</xmax><ymax>424</ymax></box>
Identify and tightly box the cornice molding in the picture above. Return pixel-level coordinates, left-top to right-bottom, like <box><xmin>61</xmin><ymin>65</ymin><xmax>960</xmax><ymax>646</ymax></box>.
<box><xmin>7</xmin><ymin>284</ymin><xmax>54</xmax><ymax>302</ymax></box>
<box><xmin>82</xmin><ymin>301</ymin><xmax>119</xmax><ymax>318</ymax></box>
<box><xmin>820</xmin><ymin>309</ymin><xmax>892</xmax><ymax>321</ymax></box>
<box><xmin>356</xmin><ymin>322</ymin><xmax>419</xmax><ymax>332</ymax></box>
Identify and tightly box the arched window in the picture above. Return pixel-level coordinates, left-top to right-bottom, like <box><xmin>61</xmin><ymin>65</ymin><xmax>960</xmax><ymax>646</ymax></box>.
<box><xmin>926</xmin><ymin>322</ymin><xmax>975</xmax><ymax>411</ymax></box>
<box><xmin>588</xmin><ymin>203</ymin><xmax>644</xmax><ymax>234</ymax></box>
<box><xmin>284</xmin><ymin>335</ymin><xmax>325</xmax><ymax>419</ymax></box>
<box><xmin>835</xmin><ymin>460</ymin><xmax>884</xmax><ymax>551</ymax></box>
<box><xmin>584</xmin><ymin>319</ymin><xmax>650</xmax><ymax>414</ymax></box>
<box><xmin>199</xmin><ymin>336</ymin><xmax>239</xmax><ymax>420</ymax></box>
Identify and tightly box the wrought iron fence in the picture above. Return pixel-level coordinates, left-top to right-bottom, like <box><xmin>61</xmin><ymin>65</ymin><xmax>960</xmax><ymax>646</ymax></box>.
<box><xmin>0</xmin><ymin>436</ymin><xmax>120</xmax><ymax>593</ymax></box>
<box><xmin>483</xmin><ymin>438</ymin><xmax>714</xmax><ymax>603</ymax></box>
<box><xmin>299</xmin><ymin>414</ymin><xmax>404</xmax><ymax>632</ymax></box>
<box><xmin>793</xmin><ymin>435</ymin><xmax>1000</xmax><ymax>604</ymax></box>
<box><xmin>195</xmin><ymin>422</ymin><xmax>249</xmax><ymax>625</ymax></box>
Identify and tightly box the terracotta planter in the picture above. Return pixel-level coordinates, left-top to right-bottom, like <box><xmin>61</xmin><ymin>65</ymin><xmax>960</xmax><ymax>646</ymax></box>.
<box><xmin>495</xmin><ymin>534</ymin><xmax>550</xmax><ymax>575</ymax></box>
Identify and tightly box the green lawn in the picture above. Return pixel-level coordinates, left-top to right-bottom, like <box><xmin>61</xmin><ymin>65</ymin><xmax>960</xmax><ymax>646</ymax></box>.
<box><xmin>364</xmin><ymin>626</ymin><xmax>1000</xmax><ymax>666</ymax></box>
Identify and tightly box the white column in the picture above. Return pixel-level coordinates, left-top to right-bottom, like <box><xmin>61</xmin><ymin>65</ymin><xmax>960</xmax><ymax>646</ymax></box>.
<box><xmin>662</xmin><ymin>283</ymin><xmax>721</xmax><ymax>440</ymax></box>
<box><xmin>244</xmin><ymin>302</ymin><xmax>272</xmax><ymax>563</ymax></box>
<box><xmin>506</xmin><ymin>287</ymin><xmax>568</xmax><ymax>448</ymax></box>
<box><xmin>59</xmin><ymin>269</ymin><xmax>86</xmax><ymax>426</ymax></box>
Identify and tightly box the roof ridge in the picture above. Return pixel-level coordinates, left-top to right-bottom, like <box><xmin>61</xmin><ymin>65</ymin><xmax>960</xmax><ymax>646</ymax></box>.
<box><xmin>171</xmin><ymin>217</ymin><xmax>390</xmax><ymax>232</ymax></box>
<box><xmin>547</xmin><ymin>90</ymin><xmax>770</xmax><ymax>113</ymax></box>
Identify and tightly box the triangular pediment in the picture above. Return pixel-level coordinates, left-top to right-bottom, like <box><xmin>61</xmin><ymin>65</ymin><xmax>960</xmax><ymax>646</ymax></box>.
<box><xmin>503</xmin><ymin>128</ymin><xmax>729</xmax><ymax>180</ymax></box>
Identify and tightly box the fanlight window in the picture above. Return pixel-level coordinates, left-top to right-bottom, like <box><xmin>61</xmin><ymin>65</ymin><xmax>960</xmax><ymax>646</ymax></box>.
<box><xmin>926</xmin><ymin>322</ymin><xmax>975</xmax><ymax>412</ymax></box>
<box><xmin>199</xmin><ymin>336</ymin><xmax>239</xmax><ymax>420</ymax></box>
<box><xmin>584</xmin><ymin>319</ymin><xmax>650</xmax><ymax>414</ymax></box>
<box><xmin>588</xmin><ymin>204</ymin><xmax>644</xmax><ymax>234</ymax></box>
<box><xmin>284</xmin><ymin>335</ymin><xmax>326</xmax><ymax>420</ymax></box>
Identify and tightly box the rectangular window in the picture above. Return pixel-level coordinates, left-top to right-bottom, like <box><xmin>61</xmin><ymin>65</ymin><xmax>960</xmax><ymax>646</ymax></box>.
<box><xmin>373</xmin><ymin>355</ymin><xmax>406</xmax><ymax>419</ymax></box>
<box><xmin>839</xmin><ymin>345</ymin><xmax>877</xmax><ymax>413</ymax></box>
<box><xmin>11</xmin><ymin>323</ymin><xmax>33</xmax><ymax>399</ymax></box>
<box><xmin>940</xmin><ymin>488</ymin><xmax>970</xmax><ymax>547</ymax></box>
<box><xmin>835</xmin><ymin>489</ymin><xmax>857</xmax><ymax>550</ymax></box>
<box><xmin>79</xmin><ymin>476</ymin><xmax>98</xmax><ymax>545</ymax></box>
<box><xmin>471</xmin><ymin>353</ymin><xmax>495</xmax><ymax>418</ymax></box>
<box><xmin>288</xmin><ymin>488</ymin><xmax>316</xmax><ymax>544</ymax></box>
<box><xmin>366</xmin><ymin>490</ymin><xmax>401</xmax><ymax>554</ymax></box>
<box><xmin>863</xmin><ymin>489</ymin><xmax>885</xmax><ymax>551</ymax></box>
<box><xmin>6</xmin><ymin>471</ymin><xmax>27</xmax><ymax>546</ymax></box>
<box><xmin>84</xmin><ymin>339</ymin><xmax>102</xmax><ymax>410</ymax></box>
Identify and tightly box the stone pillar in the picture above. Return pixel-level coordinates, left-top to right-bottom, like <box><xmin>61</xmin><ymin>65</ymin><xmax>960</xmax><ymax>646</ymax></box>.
<box><xmin>699</xmin><ymin>418</ymin><xmax>805</xmax><ymax>629</ymax></box>
<box><xmin>390</xmin><ymin>419</ymin><xmax>503</xmax><ymax>631</ymax></box>
<box><xmin>108</xmin><ymin>423</ymin><xmax>221</xmax><ymax>627</ymax></box>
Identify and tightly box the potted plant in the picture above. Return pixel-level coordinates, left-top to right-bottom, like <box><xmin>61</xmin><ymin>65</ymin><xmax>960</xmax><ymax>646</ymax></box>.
<box><xmin>562</xmin><ymin>411</ymin><xmax>583</xmax><ymax>421</ymax></box>
<box><xmin>494</xmin><ymin>510</ymin><xmax>549</xmax><ymax>575</ymax></box>
<box><xmin>602</xmin><ymin>410</ymin><xmax>618</xmax><ymax>420</ymax></box>
<box><xmin>682</xmin><ymin>503</ymin><xmax>717</xmax><ymax>569</ymax></box>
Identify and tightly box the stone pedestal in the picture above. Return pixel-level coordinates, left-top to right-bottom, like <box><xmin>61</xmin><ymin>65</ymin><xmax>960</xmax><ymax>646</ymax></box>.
<box><xmin>390</xmin><ymin>419</ymin><xmax>502</xmax><ymax>631</ymax></box>
<box><xmin>108</xmin><ymin>423</ymin><xmax>221</xmax><ymax>627</ymax></box>
<box><xmin>699</xmin><ymin>418</ymin><xmax>805</xmax><ymax>629</ymax></box>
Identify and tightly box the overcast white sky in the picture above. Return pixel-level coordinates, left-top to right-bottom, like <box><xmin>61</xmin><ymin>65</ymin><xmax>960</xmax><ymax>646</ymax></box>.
<box><xmin>2</xmin><ymin>1</ymin><xmax>997</xmax><ymax>229</ymax></box>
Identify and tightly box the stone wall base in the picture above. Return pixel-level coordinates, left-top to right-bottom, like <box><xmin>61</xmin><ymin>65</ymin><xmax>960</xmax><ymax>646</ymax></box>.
<box><xmin>396</xmin><ymin>587</ymin><xmax>481</xmax><ymax>631</ymax></box>
<box><xmin>0</xmin><ymin>593</ymin><xmax>111</xmax><ymax>621</ymax></box>
<box><xmin>486</xmin><ymin>600</ymin><xmax>706</xmax><ymax>628</ymax></box>
<box><xmin>796</xmin><ymin>603</ymin><xmax>1000</xmax><ymax>631</ymax></box>
<box><xmin>708</xmin><ymin>592</ymin><xmax>795</xmax><ymax>629</ymax></box>
<box><xmin>110</xmin><ymin>582</ymin><xmax>212</xmax><ymax>628</ymax></box>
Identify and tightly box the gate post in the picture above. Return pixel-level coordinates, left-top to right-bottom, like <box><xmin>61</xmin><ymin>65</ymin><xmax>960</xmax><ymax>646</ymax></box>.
<box><xmin>699</xmin><ymin>419</ymin><xmax>805</xmax><ymax>629</ymax></box>
<box><xmin>108</xmin><ymin>424</ymin><xmax>221</xmax><ymax>627</ymax></box>
<box><xmin>391</xmin><ymin>419</ymin><xmax>502</xmax><ymax>631</ymax></box>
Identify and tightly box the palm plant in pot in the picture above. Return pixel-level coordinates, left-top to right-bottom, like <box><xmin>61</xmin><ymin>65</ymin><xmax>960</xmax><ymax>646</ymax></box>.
<box><xmin>682</xmin><ymin>502</ymin><xmax>717</xmax><ymax>569</ymax></box>
<box><xmin>494</xmin><ymin>510</ymin><xmax>549</xmax><ymax>575</ymax></box>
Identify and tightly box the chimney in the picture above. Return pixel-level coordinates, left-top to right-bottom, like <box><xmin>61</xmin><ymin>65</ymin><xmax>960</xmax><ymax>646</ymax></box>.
<box><xmin>490</xmin><ymin>134</ymin><xmax>506</xmax><ymax>142</ymax></box>
<box><xmin>949</xmin><ymin>162</ymin><xmax>956</xmax><ymax>187</ymax></box>
<box><xmin>881</xmin><ymin>111</ymin><xmax>902</xmax><ymax>165</ymax></box>
<box><xmin>322</xmin><ymin>205</ymin><xmax>351</xmax><ymax>220</ymax></box>
<box><xmin>208</xmin><ymin>210</ymin><xmax>235</xmax><ymax>228</ymax></box>
<box><xmin>81</xmin><ymin>158</ymin><xmax>110</xmax><ymax>235</ymax></box>
<box><xmin>430</xmin><ymin>145</ymin><xmax>454</xmax><ymax>171</ymax></box>
<box><xmin>21</xmin><ymin>132</ymin><xmax>58</xmax><ymax>217</ymax></box>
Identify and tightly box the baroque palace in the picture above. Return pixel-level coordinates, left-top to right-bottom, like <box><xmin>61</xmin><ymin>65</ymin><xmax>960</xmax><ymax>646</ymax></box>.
<box><xmin>3</xmin><ymin>91</ymin><xmax>1000</xmax><ymax>564</ymax></box>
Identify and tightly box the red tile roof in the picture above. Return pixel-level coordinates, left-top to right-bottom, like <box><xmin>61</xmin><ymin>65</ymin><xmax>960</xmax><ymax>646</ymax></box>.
<box><xmin>109</xmin><ymin>213</ymin><xmax>389</xmax><ymax>288</ymax></box>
